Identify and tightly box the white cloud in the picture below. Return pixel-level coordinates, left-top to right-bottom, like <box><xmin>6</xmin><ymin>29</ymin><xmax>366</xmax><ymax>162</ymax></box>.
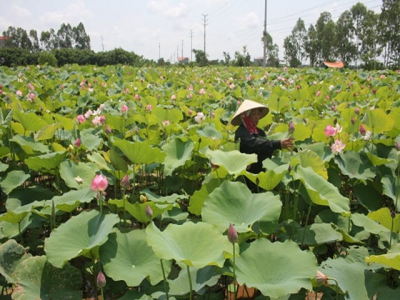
<box><xmin>10</xmin><ymin>4</ymin><xmax>31</xmax><ymax>18</ymax></box>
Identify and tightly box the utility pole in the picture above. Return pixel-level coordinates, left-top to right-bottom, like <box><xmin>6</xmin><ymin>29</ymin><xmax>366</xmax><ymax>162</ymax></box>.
<box><xmin>159</xmin><ymin>42</ymin><xmax>160</xmax><ymax>60</ymax></box>
<box><xmin>263</xmin><ymin>0</ymin><xmax>267</xmax><ymax>67</ymax></box>
<box><xmin>202</xmin><ymin>14</ymin><xmax>208</xmax><ymax>57</ymax></box>
<box><xmin>101</xmin><ymin>36</ymin><xmax>104</xmax><ymax>51</ymax></box>
<box><xmin>181</xmin><ymin>39</ymin><xmax>184</xmax><ymax>60</ymax></box>
<box><xmin>189</xmin><ymin>29</ymin><xmax>193</xmax><ymax>62</ymax></box>
<box><xmin>177</xmin><ymin>45</ymin><xmax>179</xmax><ymax>63</ymax></box>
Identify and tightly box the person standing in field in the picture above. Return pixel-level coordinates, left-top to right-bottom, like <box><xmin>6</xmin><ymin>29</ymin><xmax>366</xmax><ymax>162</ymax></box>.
<box><xmin>231</xmin><ymin>99</ymin><xmax>294</xmax><ymax>192</ymax></box>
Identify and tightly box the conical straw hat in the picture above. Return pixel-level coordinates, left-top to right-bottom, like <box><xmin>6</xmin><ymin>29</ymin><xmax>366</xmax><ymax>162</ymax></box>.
<box><xmin>230</xmin><ymin>99</ymin><xmax>269</xmax><ymax>126</ymax></box>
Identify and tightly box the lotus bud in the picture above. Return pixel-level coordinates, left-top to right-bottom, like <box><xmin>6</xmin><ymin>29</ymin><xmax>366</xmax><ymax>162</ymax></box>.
<box><xmin>391</xmin><ymin>210</ymin><xmax>396</xmax><ymax>219</ymax></box>
<box><xmin>359</xmin><ymin>124</ymin><xmax>367</xmax><ymax>136</ymax></box>
<box><xmin>351</xmin><ymin>117</ymin><xmax>355</xmax><ymax>125</ymax></box>
<box><xmin>395</xmin><ymin>142</ymin><xmax>400</xmax><ymax>151</ymax></box>
<box><xmin>354</xmin><ymin>107</ymin><xmax>360</xmax><ymax>115</ymax></box>
<box><xmin>74</xmin><ymin>138</ymin><xmax>81</xmax><ymax>147</ymax></box>
<box><xmin>316</xmin><ymin>270</ymin><xmax>328</xmax><ymax>286</ymax></box>
<box><xmin>140</xmin><ymin>194</ymin><xmax>147</xmax><ymax>202</ymax></box>
<box><xmin>227</xmin><ymin>223</ymin><xmax>238</xmax><ymax>244</ymax></box>
<box><xmin>288</xmin><ymin>122</ymin><xmax>295</xmax><ymax>134</ymax></box>
<box><xmin>120</xmin><ymin>174</ymin><xmax>130</xmax><ymax>189</ymax></box>
<box><xmin>146</xmin><ymin>205</ymin><xmax>153</xmax><ymax>219</ymax></box>
<box><xmin>91</xmin><ymin>174</ymin><xmax>108</xmax><ymax>192</ymax></box>
<box><xmin>97</xmin><ymin>271</ymin><xmax>106</xmax><ymax>288</ymax></box>
<box><xmin>105</xmin><ymin>125</ymin><xmax>112</xmax><ymax>134</ymax></box>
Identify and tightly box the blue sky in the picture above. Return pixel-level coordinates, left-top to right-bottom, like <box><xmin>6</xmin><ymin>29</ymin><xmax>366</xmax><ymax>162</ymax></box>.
<box><xmin>0</xmin><ymin>0</ymin><xmax>382</xmax><ymax>62</ymax></box>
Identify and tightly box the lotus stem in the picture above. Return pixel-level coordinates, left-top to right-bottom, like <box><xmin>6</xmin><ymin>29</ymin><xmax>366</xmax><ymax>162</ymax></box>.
<box><xmin>291</xmin><ymin>181</ymin><xmax>301</xmax><ymax>239</ymax></box>
<box><xmin>160</xmin><ymin>259</ymin><xmax>169</xmax><ymax>300</ymax></box>
<box><xmin>98</xmin><ymin>192</ymin><xmax>103</xmax><ymax>213</ymax></box>
<box><xmin>301</xmin><ymin>203</ymin><xmax>312</xmax><ymax>245</ymax></box>
<box><xmin>232</xmin><ymin>243</ymin><xmax>237</xmax><ymax>300</ymax></box>
<box><xmin>187</xmin><ymin>265</ymin><xmax>193</xmax><ymax>300</ymax></box>
<box><xmin>390</xmin><ymin>161</ymin><xmax>400</xmax><ymax>247</ymax></box>
<box><xmin>329</xmin><ymin>277</ymin><xmax>340</xmax><ymax>300</ymax></box>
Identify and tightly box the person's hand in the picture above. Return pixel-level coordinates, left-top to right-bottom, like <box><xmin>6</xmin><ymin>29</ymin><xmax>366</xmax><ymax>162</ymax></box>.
<box><xmin>281</xmin><ymin>137</ymin><xmax>295</xmax><ymax>150</ymax></box>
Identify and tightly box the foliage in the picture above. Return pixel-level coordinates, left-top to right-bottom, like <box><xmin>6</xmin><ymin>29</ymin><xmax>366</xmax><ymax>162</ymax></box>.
<box><xmin>0</xmin><ymin>64</ymin><xmax>400</xmax><ymax>300</ymax></box>
<box><xmin>38</xmin><ymin>51</ymin><xmax>58</xmax><ymax>67</ymax></box>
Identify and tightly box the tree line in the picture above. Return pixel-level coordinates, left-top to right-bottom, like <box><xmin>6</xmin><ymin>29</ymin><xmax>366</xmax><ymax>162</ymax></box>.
<box><xmin>282</xmin><ymin>1</ymin><xmax>399</xmax><ymax>69</ymax></box>
<box><xmin>1</xmin><ymin>1</ymin><xmax>398</xmax><ymax>69</ymax></box>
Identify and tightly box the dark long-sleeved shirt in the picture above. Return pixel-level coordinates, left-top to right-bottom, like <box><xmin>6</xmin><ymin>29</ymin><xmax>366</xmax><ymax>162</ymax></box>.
<box><xmin>235</xmin><ymin>124</ymin><xmax>281</xmax><ymax>174</ymax></box>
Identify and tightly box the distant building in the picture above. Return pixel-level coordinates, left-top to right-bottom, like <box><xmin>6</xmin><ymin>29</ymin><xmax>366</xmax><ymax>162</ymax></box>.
<box><xmin>0</xmin><ymin>36</ymin><xmax>8</xmax><ymax>48</ymax></box>
<box><xmin>254</xmin><ymin>57</ymin><xmax>264</xmax><ymax>66</ymax></box>
<box><xmin>178</xmin><ymin>57</ymin><xmax>189</xmax><ymax>64</ymax></box>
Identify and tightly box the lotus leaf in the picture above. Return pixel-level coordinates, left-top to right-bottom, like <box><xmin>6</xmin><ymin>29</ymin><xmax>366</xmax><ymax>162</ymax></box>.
<box><xmin>234</xmin><ymin>239</ymin><xmax>317</xmax><ymax>298</ymax></box>
<box><xmin>205</xmin><ymin>149</ymin><xmax>257</xmax><ymax>177</ymax></box>
<box><xmin>45</xmin><ymin>210</ymin><xmax>119</xmax><ymax>267</ymax></box>
<box><xmin>100</xmin><ymin>229</ymin><xmax>171</xmax><ymax>286</ymax></box>
<box><xmin>0</xmin><ymin>170</ymin><xmax>30</xmax><ymax>194</ymax></box>
<box><xmin>146</xmin><ymin>221</ymin><xmax>232</xmax><ymax>269</ymax></box>
<box><xmin>162</xmin><ymin>137</ymin><xmax>194</xmax><ymax>176</ymax></box>
<box><xmin>202</xmin><ymin>181</ymin><xmax>281</xmax><ymax>234</ymax></box>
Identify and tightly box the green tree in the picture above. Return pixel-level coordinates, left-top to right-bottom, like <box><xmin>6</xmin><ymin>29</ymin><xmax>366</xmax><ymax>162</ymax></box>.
<box><xmin>73</xmin><ymin>22</ymin><xmax>91</xmax><ymax>50</ymax></box>
<box><xmin>283</xmin><ymin>18</ymin><xmax>306</xmax><ymax>67</ymax></box>
<box><xmin>192</xmin><ymin>49</ymin><xmax>208</xmax><ymax>66</ymax></box>
<box><xmin>222</xmin><ymin>51</ymin><xmax>231</xmax><ymax>65</ymax></box>
<box><xmin>29</xmin><ymin>30</ymin><xmax>40</xmax><ymax>52</ymax></box>
<box><xmin>315</xmin><ymin>12</ymin><xmax>333</xmax><ymax>63</ymax></box>
<box><xmin>358</xmin><ymin>9</ymin><xmax>381</xmax><ymax>69</ymax></box>
<box><xmin>350</xmin><ymin>2</ymin><xmax>367</xmax><ymax>67</ymax></box>
<box><xmin>57</xmin><ymin>23</ymin><xmax>74</xmax><ymax>49</ymax></box>
<box><xmin>304</xmin><ymin>24</ymin><xmax>319</xmax><ymax>67</ymax></box>
<box><xmin>335</xmin><ymin>10</ymin><xmax>357</xmax><ymax>65</ymax></box>
<box><xmin>233</xmin><ymin>46</ymin><xmax>251</xmax><ymax>66</ymax></box>
<box><xmin>378</xmin><ymin>0</ymin><xmax>400</xmax><ymax>68</ymax></box>
<box><xmin>262</xmin><ymin>31</ymin><xmax>279</xmax><ymax>67</ymax></box>
<box><xmin>40</xmin><ymin>28</ymin><xmax>58</xmax><ymax>51</ymax></box>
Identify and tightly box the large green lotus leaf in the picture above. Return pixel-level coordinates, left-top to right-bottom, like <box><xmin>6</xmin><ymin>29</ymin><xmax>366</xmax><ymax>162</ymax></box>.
<box><xmin>202</xmin><ymin>181</ymin><xmax>281</xmax><ymax>234</ymax></box>
<box><xmin>0</xmin><ymin>210</ymin><xmax>29</xmax><ymax>224</ymax></box>
<box><xmin>146</xmin><ymin>221</ymin><xmax>232</xmax><ymax>269</ymax></box>
<box><xmin>188</xmin><ymin>177</ymin><xmax>221</xmax><ymax>216</ymax></box>
<box><xmin>168</xmin><ymin>262</ymin><xmax>220</xmax><ymax>296</ymax></box>
<box><xmin>196</xmin><ymin>124</ymin><xmax>223</xmax><ymax>140</ymax></box>
<box><xmin>152</xmin><ymin>106</ymin><xmax>183</xmax><ymax>124</ymax></box>
<box><xmin>114</xmin><ymin>139</ymin><xmax>165</xmax><ymax>164</ymax></box>
<box><xmin>100</xmin><ymin>229</ymin><xmax>171</xmax><ymax>286</ymax></box>
<box><xmin>0</xmin><ymin>216</ymin><xmax>32</xmax><ymax>239</ymax></box>
<box><xmin>59</xmin><ymin>160</ymin><xmax>100</xmax><ymax>189</ymax></box>
<box><xmin>162</xmin><ymin>138</ymin><xmax>194</xmax><ymax>176</ymax></box>
<box><xmin>0</xmin><ymin>170</ymin><xmax>30</xmax><ymax>195</ymax></box>
<box><xmin>87</xmin><ymin>152</ymin><xmax>115</xmax><ymax>172</ymax></box>
<box><xmin>80</xmin><ymin>128</ymin><xmax>102</xmax><ymax>151</ymax></box>
<box><xmin>243</xmin><ymin>163</ymin><xmax>287</xmax><ymax>191</ymax></box>
<box><xmin>12</xmin><ymin>255</ymin><xmax>82</xmax><ymax>300</ymax></box>
<box><xmin>10</xmin><ymin>135</ymin><xmax>49</xmax><ymax>154</ymax></box>
<box><xmin>366</xmin><ymin>151</ymin><xmax>396</xmax><ymax>167</ymax></box>
<box><xmin>12</xmin><ymin>109</ymin><xmax>48</xmax><ymax>132</ymax></box>
<box><xmin>106</xmin><ymin>148</ymin><xmax>128</xmax><ymax>173</ymax></box>
<box><xmin>0</xmin><ymin>239</ymin><xmax>32</xmax><ymax>283</ymax></box>
<box><xmin>34</xmin><ymin>122</ymin><xmax>61</xmax><ymax>141</ymax></box>
<box><xmin>293</xmin><ymin>223</ymin><xmax>343</xmax><ymax>245</ymax></box>
<box><xmin>334</xmin><ymin>151</ymin><xmax>376</xmax><ymax>182</ymax></box>
<box><xmin>381</xmin><ymin>170</ymin><xmax>400</xmax><ymax>206</ymax></box>
<box><xmin>368</xmin><ymin>207</ymin><xmax>400</xmax><ymax>233</ymax></box>
<box><xmin>45</xmin><ymin>210</ymin><xmax>119</xmax><ymax>268</ymax></box>
<box><xmin>293</xmin><ymin>166</ymin><xmax>350</xmax><ymax>215</ymax></box>
<box><xmin>290</xmin><ymin>122</ymin><xmax>312</xmax><ymax>142</ymax></box>
<box><xmin>142</xmin><ymin>189</ymin><xmax>188</xmax><ymax>204</ymax></box>
<box><xmin>304</xmin><ymin>142</ymin><xmax>333</xmax><ymax>163</ymax></box>
<box><xmin>118</xmin><ymin>290</ymin><xmax>153</xmax><ymax>300</ymax></box>
<box><xmin>25</xmin><ymin>151</ymin><xmax>67</xmax><ymax>172</ymax></box>
<box><xmin>353</xmin><ymin>181</ymin><xmax>385</xmax><ymax>211</ymax></box>
<box><xmin>6</xmin><ymin>186</ymin><xmax>55</xmax><ymax>211</ymax></box>
<box><xmin>366</xmin><ymin>243</ymin><xmax>400</xmax><ymax>271</ymax></box>
<box><xmin>234</xmin><ymin>239</ymin><xmax>317</xmax><ymax>298</ymax></box>
<box><xmin>298</xmin><ymin>149</ymin><xmax>328</xmax><ymax>179</ymax></box>
<box><xmin>49</xmin><ymin>187</ymin><xmax>97</xmax><ymax>213</ymax></box>
<box><xmin>363</xmin><ymin>108</ymin><xmax>394</xmax><ymax>133</ymax></box>
<box><xmin>54</xmin><ymin>114</ymin><xmax>75</xmax><ymax>131</ymax></box>
<box><xmin>205</xmin><ymin>149</ymin><xmax>257</xmax><ymax>177</ymax></box>
<box><xmin>351</xmin><ymin>213</ymin><xmax>391</xmax><ymax>244</ymax></box>
<box><xmin>320</xmin><ymin>257</ymin><xmax>370</xmax><ymax>300</ymax></box>
<box><xmin>107</xmin><ymin>200</ymin><xmax>171</xmax><ymax>223</ymax></box>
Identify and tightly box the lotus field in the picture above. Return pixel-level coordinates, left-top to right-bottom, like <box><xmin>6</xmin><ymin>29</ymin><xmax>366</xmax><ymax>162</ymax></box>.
<box><xmin>1</xmin><ymin>64</ymin><xmax>400</xmax><ymax>300</ymax></box>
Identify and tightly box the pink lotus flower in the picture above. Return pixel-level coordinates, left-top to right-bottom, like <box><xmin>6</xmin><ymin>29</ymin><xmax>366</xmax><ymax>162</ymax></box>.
<box><xmin>146</xmin><ymin>104</ymin><xmax>152</xmax><ymax>111</ymax></box>
<box><xmin>171</xmin><ymin>94</ymin><xmax>176</xmax><ymax>100</ymax></box>
<box><xmin>228</xmin><ymin>223</ymin><xmax>238</xmax><ymax>244</ymax></box>
<box><xmin>194</xmin><ymin>112</ymin><xmax>205</xmax><ymax>124</ymax></box>
<box><xmin>105</xmin><ymin>125</ymin><xmax>112</xmax><ymax>134</ymax></box>
<box><xmin>28</xmin><ymin>93</ymin><xmax>35</xmax><ymax>102</ymax></box>
<box><xmin>316</xmin><ymin>270</ymin><xmax>328</xmax><ymax>286</ymax></box>
<box><xmin>134</xmin><ymin>94</ymin><xmax>140</xmax><ymax>100</ymax></box>
<box><xmin>16</xmin><ymin>90</ymin><xmax>23</xmax><ymax>97</ymax></box>
<box><xmin>27</xmin><ymin>83</ymin><xmax>35</xmax><ymax>90</ymax></box>
<box><xmin>316</xmin><ymin>91</ymin><xmax>321</xmax><ymax>96</ymax></box>
<box><xmin>324</xmin><ymin>125</ymin><xmax>337</xmax><ymax>137</ymax></box>
<box><xmin>395</xmin><ymin>142</ymin><xmax>400</xmax><ymax>151</ymax></box>
<box><xmin>331</xmin><ymin>140</ymin><xmax>345</xmax><ymax>153</ymax></box>
<box><xmin>199</xmin><ymin>88</ymin><xmax>206</xmax><ymax>95</ymax></box>
<box><xmin>92</xmin><ymin>116</ymin><xmax>103</xmax><ymax>126</ymax></box>
<box><xmin>76</xmin><ymin>115</ymin><xmax>86</xmax><ymax>124</ymax></box>
<box><xmin>162</xmin><ymin>120</ymin><xmax>170</xmax><ymax>126</ymax></box>
<box><xmin>121</xmin><ymin>105</ymin><xmax>129</xmax><ymax>113</ymax></box>
<box><xmin>91</xmin><ymin>174</ymin><xmax>108</xmax><ymax>192</ymax></box>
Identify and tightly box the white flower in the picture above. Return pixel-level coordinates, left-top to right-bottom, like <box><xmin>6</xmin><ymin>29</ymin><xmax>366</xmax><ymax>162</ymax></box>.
<box><xmin>194</xmin><ymin>112</ymin><xmax>205</xmax><ymax>124</ymax></box>
<box><xmin>74</xmin><ymin>176</ymin><xmax>83</xmax><ymax>183</ymax></box>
